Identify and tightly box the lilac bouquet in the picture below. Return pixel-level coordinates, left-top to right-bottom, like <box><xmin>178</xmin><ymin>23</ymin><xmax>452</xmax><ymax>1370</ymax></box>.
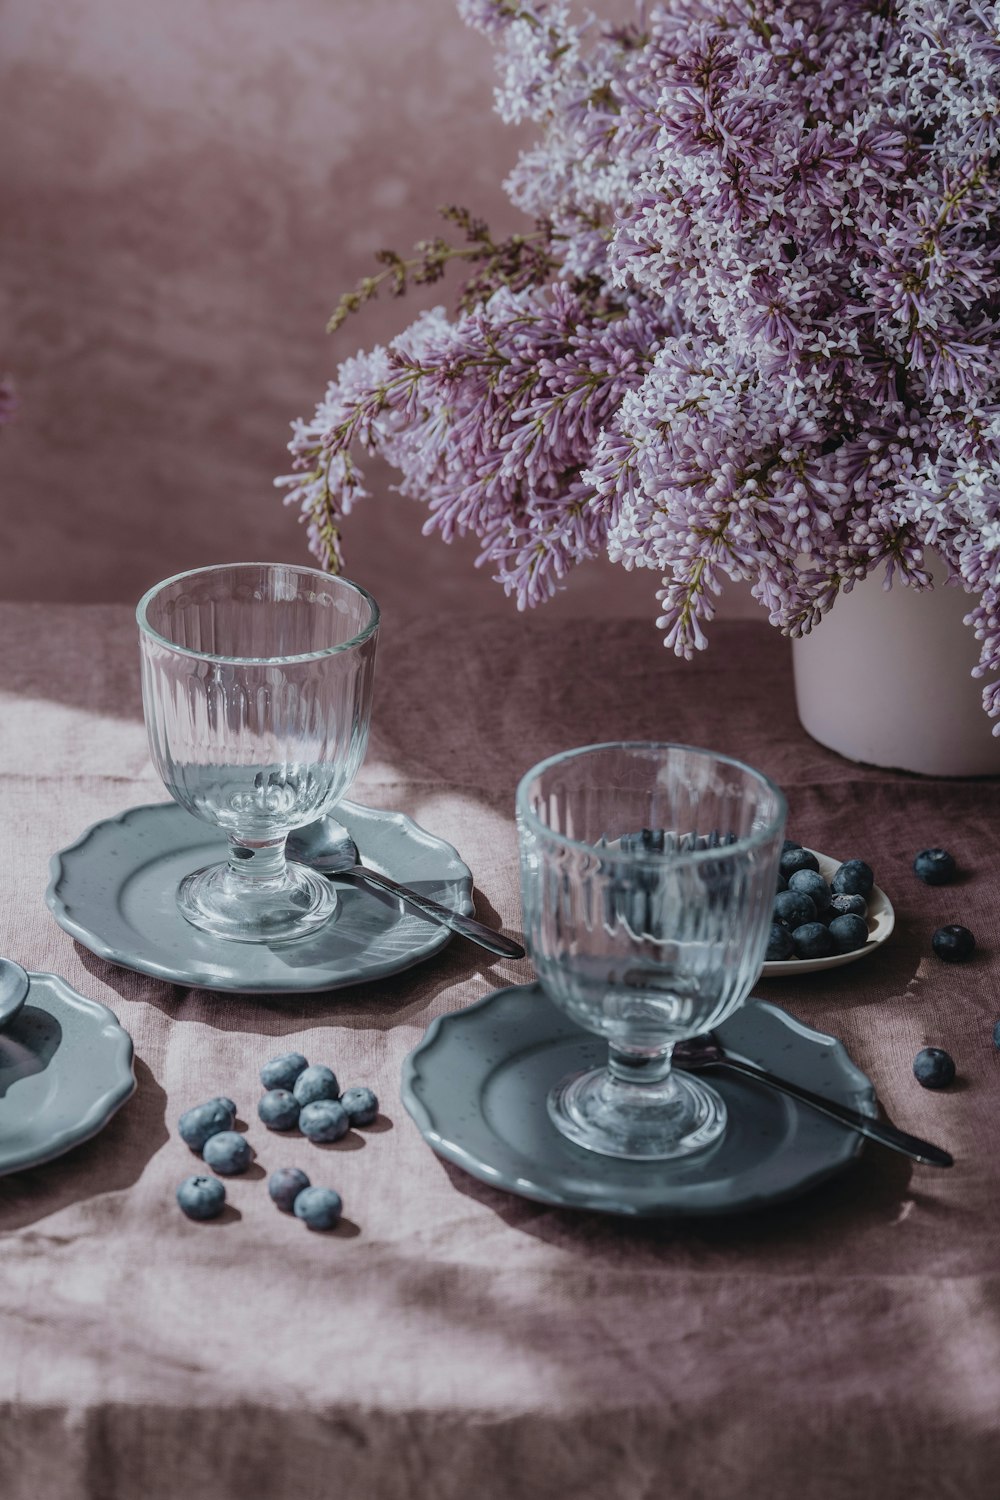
<box><xmin>277</xmin><ymin>0</ymin><xmax>1000</xmax><ymax>725</ymax></box>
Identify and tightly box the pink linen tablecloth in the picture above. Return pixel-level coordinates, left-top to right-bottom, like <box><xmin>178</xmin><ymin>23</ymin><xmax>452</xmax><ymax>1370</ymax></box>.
<box><xmin>0</xmin><ymin>602</ymin><xmax>998</xmax><ymax>1500</ymax></box>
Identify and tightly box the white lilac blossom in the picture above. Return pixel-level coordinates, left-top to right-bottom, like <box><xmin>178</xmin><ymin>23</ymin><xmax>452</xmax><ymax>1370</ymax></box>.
<box><xmin>278</xmin><ymin>0</ymin><xmax>1000</xmax><ymax>728</ymax></box>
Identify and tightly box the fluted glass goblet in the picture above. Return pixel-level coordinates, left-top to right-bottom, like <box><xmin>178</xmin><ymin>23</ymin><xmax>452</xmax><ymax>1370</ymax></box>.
<box><xmin>517</xmin><ymin>742</ymin><xmax>785</xmax><ymax>1160</ymax></box>
<box><xmin>138</xmin><ymin>562</ymin><xmax>379</xmax><ymax>944</ymax></box>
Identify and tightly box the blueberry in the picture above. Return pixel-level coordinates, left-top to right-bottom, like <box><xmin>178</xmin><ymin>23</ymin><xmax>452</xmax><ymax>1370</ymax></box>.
<box><xmin>993</xmin><ymin>1019</ymin><xmax>1000</xmax><ymax>1050</ymax></box>
<box><xmin>293</xmin><ymin>1186</ymin><xmax>343</xmax><ymax>1231</ymax></box>
<box><xmin>202</xmin><ymin>1130</ymin><xmax>253</xmax><ymax>1175</ymax></box>
<box><xmin>774</xmin><ymin>889</ymin><xmax>817</xmax><ymax>929</ymax></box>
<box><xmin>210</xmin><ymin>1096</ymin><xmax>238</xmax><ymax>1120</ymax></box>
<box><xmin>620</xmin><ymin>828</ymin><xmax>666</xmax><ymax>853</ymax></box>
<box><xmin>293</xmin><ymin>1064</ymin><xmax>340</xmax><ymax>1107</ymax></box>
<box><xmin>932</xmin><ymin>924</ymin><xmax>976</xmax><ymax>963</ymax></box>
<box><xmin>913</xmin><ymin>848</ymin><xmax>957</xmax><ymax>886</ymax></box>
<box><xmin>791</xmin><ymin>922</ymin><xmax>834</xmax><ymax>959</ymax></box>
<box><xmin>694</xmin><ymin>830</ymin><xmax>738</xmax><ymax>850</ymax></box>
<box><xmin>299</xmin><ymin>1099</ymin><xmax>350</xmax><ymax>1143</ymax></box>
<box><xmin>782</xmin><ymin>839</ymin><xmax>802</xmax><ymax>854</ymax></box>
<box><xmin>178</xmin><ymin>1099</ymin><xmax>236</xmax><ymax>1152</ymax></box>
<box><xmin>831</xmin><ymin>859</ymin><xmax>874</xmax><ymax>897</ymax></box>
<box><xmin>176</xmin><ymin>1174</ymin><xmax>226</xmax><ymax>1221</ymax></box>
<box><xmin>779</xmin><ymin>846</ymin><xmax>820</xmax><ymax>879</ymax></box>
<box><xmin>788</xmin><ymin>869</ymin><xmax>831</xmax><ymax>912</ymax></box>
<box><xmin>774</xmin><ymin>871</ymin><xmax>788</xmax><ymax>893</ymax></box>
<box><xmin>260</xmin><ymin>1052</ymin><xmax>309</xmax><ymax>1092</ymax></box>
<box><xmin>829</xmin><ymin>893</ymin><xmax>868</xmax><ymax>920</ymax></box>
<box><xmin>828</xmin><ymin>913</ymin><xmax>869</xmax><ymax>953</ymax></box>
<box><xmin>339</xmin><ymin>1086</ymin><xmax>379</xmax><ymax>1126</ymax></box>
<box><xmin>268</xmin><ymin>1166</ymin><xmax>311</xmax><ymax>1214</ymax></box>
<box><xmin>765</xmin><ymin>923</ymin><xmax>794</xmax><ymax>962</ymax></box>
<box><xmin>913</xmin><ymin>1047</ymin><xmax>956</xmax><ymax>1089</ymax></box>
<box><xmin>257</xmin><ymin>1089</ymin><xmax>301</xmax><ymax>1131</ymax></box>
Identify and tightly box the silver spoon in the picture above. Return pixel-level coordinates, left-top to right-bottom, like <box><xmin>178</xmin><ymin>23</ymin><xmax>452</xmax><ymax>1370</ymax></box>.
<box><xmin>286</xmin><ymin>819</ymin><xmax>526</xmax><ymax>961</ymax></box>
<box><xmin>0</xmin><ymin>959</ymin><xmax>30</xmax><ymax>1030</ymax></box>
<box><xmin>673</xmin><ymin>1030</ymin><xmax>953</xmax><ymax>1167</ymax></box>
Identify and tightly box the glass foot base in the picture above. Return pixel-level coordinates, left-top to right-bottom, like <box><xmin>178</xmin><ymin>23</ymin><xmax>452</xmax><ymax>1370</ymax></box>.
<box><xmin>177</xmin><ymin>860</ymin><xmax>339</xmax><ymax>944</ymax></box>
<box><xmin>547</xmin><ymin>1064</ymin><xmax>727</xmax><ymax>1161</ymax></box>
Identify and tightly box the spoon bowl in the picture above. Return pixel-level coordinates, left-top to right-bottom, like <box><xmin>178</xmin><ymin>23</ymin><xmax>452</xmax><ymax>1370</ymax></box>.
<box><xmin>0</xmin><ymin>959</ymin><xmax>30</xmax><ymax>1030</ymax></box>
<box><xmin>287</xmin><ymin>818</ymin><xmax>525</xmax><ymax>960</ymax></box>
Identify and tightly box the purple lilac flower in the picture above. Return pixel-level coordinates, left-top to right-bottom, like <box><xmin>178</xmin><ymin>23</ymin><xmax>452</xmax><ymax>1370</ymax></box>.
<box><xmin>278</xmin><ymin>0</ymin><xmax>1000</xmax><ymax>729</ymax></box>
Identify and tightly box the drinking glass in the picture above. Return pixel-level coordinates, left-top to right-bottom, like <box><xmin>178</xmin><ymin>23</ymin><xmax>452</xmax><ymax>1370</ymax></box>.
<box><xmin>517</xmin><ymin>743</ymin><xmax>785</xmax><ymax>1160</ymax></box>
<box><xmin>138</xmin><ymin>562</ymin><xmax>379</xmax><ymax>944</ymax></box>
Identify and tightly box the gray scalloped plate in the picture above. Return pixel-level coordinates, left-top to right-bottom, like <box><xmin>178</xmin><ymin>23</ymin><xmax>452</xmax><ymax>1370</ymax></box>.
<box><xmin>0</xmin><ymin>972</ymin><xmax>136</xmax><ymax>1176</ymax></box>
<box><xmin>402</xmin><ymin>984</ymin><xmax>877</xmax><ymax>1217</ymax></box>
<box><xmin>47</xmin><ymin>800</ymin><xmax>474</xmax><ymax>993</ymax></box>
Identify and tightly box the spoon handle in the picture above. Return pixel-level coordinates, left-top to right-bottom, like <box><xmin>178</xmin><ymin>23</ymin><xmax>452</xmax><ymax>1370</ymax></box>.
<box><xmin>699</xmin><ymin>1054</ymin><xmax>953</xmax><ymax>1167</ymax></box>
<box><xmin>345</xmin><ymin>868</ymin><xmax>526</xmax><ymax>960</ymax></box>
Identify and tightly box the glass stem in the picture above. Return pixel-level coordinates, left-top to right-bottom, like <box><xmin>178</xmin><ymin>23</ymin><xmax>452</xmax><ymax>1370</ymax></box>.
<box><xmin>227</xmin><ymin>833</ymin><xmax>289</xmax><ymax>885</ymax></box>
<box><xmin>606</xmin><ymin>1041</ymin><xmax>675</xmax><ymax>1089</ymax></box>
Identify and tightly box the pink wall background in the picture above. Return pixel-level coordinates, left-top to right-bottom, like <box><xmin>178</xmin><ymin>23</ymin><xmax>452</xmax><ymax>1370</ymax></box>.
<box><xmin>0</xmin><ymin>0</ymin><xmax>757</xmax><ymax>624</ymax></box>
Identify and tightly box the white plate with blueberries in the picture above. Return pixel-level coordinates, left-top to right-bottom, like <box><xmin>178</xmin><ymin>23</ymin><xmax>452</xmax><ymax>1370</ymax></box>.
<box><xmin>761</xmin><ymin>843</ymin><xmax>894</xmax><ymax>978</ymax></box>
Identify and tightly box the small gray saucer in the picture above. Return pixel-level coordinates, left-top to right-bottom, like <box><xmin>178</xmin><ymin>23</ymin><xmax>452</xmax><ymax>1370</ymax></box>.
<box><xmin>402</xmin><ymin>984</ymin><xmax>877</xmax><ymax>1217</ymax></box>
<box><xmin>0</xmin><ymin>972</ymin><xmax>136</xmax><ymax>1177</ymax></box>
<box><xmin>47</xmin><ymin>801</ymin><xmax>474</xmax><ymax>994</ymax></box>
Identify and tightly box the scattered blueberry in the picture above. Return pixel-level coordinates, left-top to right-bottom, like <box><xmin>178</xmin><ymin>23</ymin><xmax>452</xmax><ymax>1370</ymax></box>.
<box><xmin>791</xmin><ymin>922</ymin><xmax>835</xmax><ymax>960</ymax></box>
<box><xmin>294</xmin><ymin>1186</ymin><xmax>343</xmax><ymax>1232</ymax></box>
<box><xmin>293</xmin><ymin>1064</ymin><xmax>340</xmax><ymax>1107</ymax></box>
<box><xmin>257</xmin><ymin>1089</ymin><xmax>301</xmax><ymax>1131</ymax></box>
<box><xmin>176</xmin><ymin>1174</ymin><xmax>226</xmax><ymax>1221</ymax></box>
<box><xmin>831</xmin><ymin>859</ymin><xmax>874</xmax><ymax>897</ymax></box>
<box><xmin>299</xmin><ymin>1099</ymin><xmax>350</xmax><ymax>1143</ymax></box>
<box><xmin>178</xmin><ymin>1099</ymin><xmax>236</xmax><ymax>1152</ymax></box>
<box><xmin>913</xmin><ymin>848</ymin><xmax>957</xmax><ymax>886</ymax></box>
<box><xmin>774</xmin><ymin>889</ymin><xmax>817</xmax><ymax>929</ymax></box>
<box><xmin>828</xmin><ymin>913</ymin><xmax>869</xmax><ymax>954</ymax></box>
<box><xmin>260</xmin><ymin>1052</ymin><xmax>309</xmax><ymax>1092</ymax></box>
<box><xmin>202</xmin><ymin>1130</ymin><xmax>253</xmax><ymax>1175</ymax></box>
<box><xmin>788</xmin><ymin>869</ymin><xmax>831</xmax><ymax>912</ymax></box>
<box><xmin>913</xmin><ymin>1047</ymin><xmax>956</xmax><ymax>1089</ymax></box>
<box><xmin>268</xmin><ymin>1167</ymin><xmax>311</xmax><ymax>1214</ymax></box>
<box><xmin>993</xmin><ymin>1019</ymin><xmax>1000</xmax><ymax>1050</ymax></box>
<box><xmin>765</xmin><ymin>923</ymin><xmax>794</xmax><ymax>962</ymax></box>
<box><xmin>829</xmin><ymin>892</ymin><xmax>868</xmax><ymax>920</ymax></box>
<box><xmin>339</xmin><ymin>1086</ymin><xmax>379</xmax><ymax>1126</ymax></box>
<box><xmin>210</xmin><ymin>1096</ymin><xmax>238</xmax><ymax>1120</ymax></box>
<box><xmin>932</xmin><ymin>924</ymin><xmax>976</xmax><ymax>963</ymax></box>
<box><xmin>779</xmin><ymin>846</ymin><xmax>820</xmax><ymax>879</ymax></box>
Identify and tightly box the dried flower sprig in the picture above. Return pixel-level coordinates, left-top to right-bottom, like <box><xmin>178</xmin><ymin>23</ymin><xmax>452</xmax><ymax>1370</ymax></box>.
<box><xmin>278</xmin><ymin>0</ymin><xmax>1000</xmax><ymax>729</ymax></box>
<box><xmin>326</xmin><ymin>207</ymin><xmax>557</xmax><ymax>333</ymax></box>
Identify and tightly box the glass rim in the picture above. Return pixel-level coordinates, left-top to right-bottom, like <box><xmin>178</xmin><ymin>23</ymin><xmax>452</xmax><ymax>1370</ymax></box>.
<box><xmin>136</xmin><ymin>562</ymin><xmax>380</xmax><ymax>665</ymax></box>
<box><xmin>515</xmin><ymin>741</ymin><xmax>787</xmax><ymax>861</ymax></box>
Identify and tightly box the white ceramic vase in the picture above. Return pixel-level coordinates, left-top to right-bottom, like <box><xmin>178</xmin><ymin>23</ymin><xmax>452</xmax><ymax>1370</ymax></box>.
<box><xmin>792</xmin><ymin>555</ymin><xmax>1000</xmax><ymax>777</ymax></box>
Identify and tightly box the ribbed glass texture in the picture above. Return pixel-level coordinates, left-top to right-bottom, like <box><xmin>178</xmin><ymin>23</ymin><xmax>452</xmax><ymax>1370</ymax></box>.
<box><xmin>139</xmin><ymin>564</ymin><xmax>378</xmax><ymax>839</ymax></box>
<box><xmin>137</xmin><ymin>563</ymin><xmax>378</xmax><ymax>943</ymax></box>
<box><xmin>518</xmin><ymin>744</ymin><xmax>785</xmax><ymax>1049</ymax></box>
